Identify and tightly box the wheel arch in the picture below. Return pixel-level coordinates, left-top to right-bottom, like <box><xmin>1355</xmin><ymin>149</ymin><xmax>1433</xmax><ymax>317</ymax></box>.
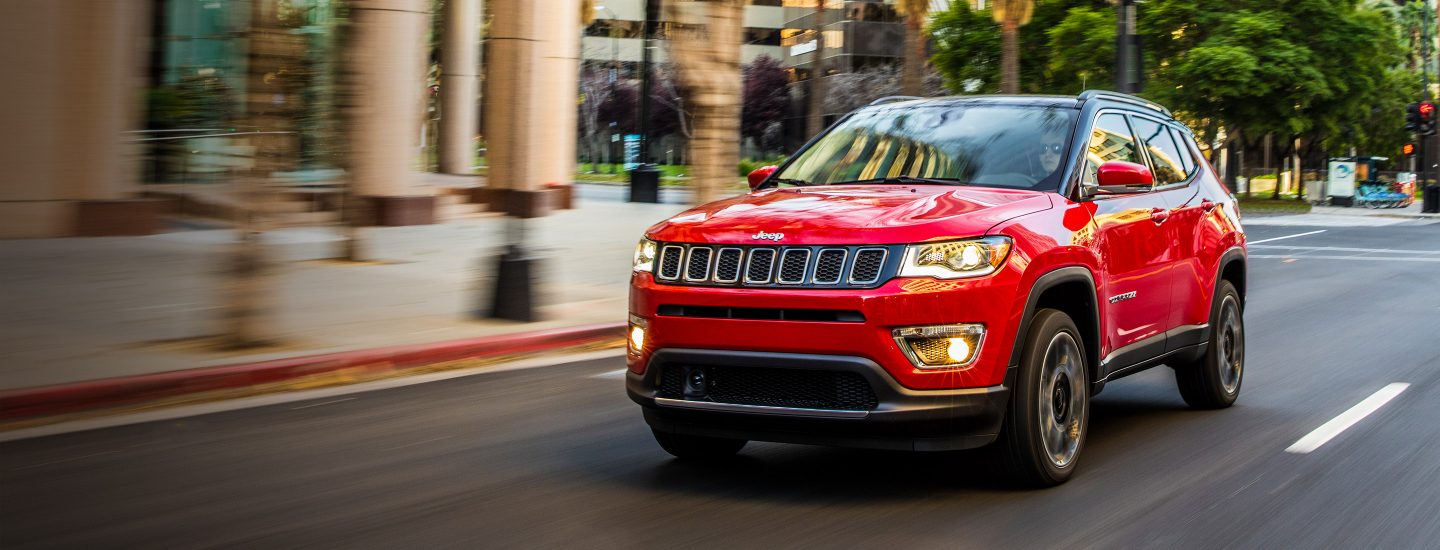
<box><xmin>1217</xmin><ymin>247</ymin><xmax>1247</xmax><ymax>308</ymax></box>
<box><xmin>1009</xmin><ymin>266</ymin><xmax>1102</xmax><ymax>394</ymax></box>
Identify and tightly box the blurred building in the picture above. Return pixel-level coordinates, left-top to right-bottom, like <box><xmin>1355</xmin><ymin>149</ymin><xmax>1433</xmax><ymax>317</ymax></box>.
<box><xmin>584</xmin><ymin>0</ymin><xmax>785</xmax><ymax>75</ymax></box>
<box><xmin>0</xmin><ymin>0</ymin><xmax>579</xmax><ymax>238</ymax></box>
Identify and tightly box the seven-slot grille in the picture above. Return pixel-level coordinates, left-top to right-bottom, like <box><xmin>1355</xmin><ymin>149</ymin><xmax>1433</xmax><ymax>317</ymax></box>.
<box><xmin>654</xmin><ymin>243</ymin><xmax>896</xmax><ymax>289</ymax></box>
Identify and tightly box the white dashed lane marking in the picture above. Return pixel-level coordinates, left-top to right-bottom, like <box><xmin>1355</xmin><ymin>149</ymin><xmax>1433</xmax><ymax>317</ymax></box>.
<box><xmin>1286</xmin><ymin>383</ymin><xmax>1410</xmax><ymax>454</ymax></box>
<box><xmin>1248</xmin><ymin>230</ymin><xmax>1327</xmax><ymax>244</ymax></box>
<box><xmin>590</xmin><ymin>369</ymin><xmax>628</xmax><ymax>380</ymax></box>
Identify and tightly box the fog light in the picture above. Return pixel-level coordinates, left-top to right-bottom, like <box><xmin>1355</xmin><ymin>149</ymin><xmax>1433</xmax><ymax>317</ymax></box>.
<box><xmin>893</xmin><ymin>324</ymin><xmax>985</xmax><ymax>369</ymax></box>
<box><xmin>946</xmin><ymin>337</ymin><xmax>972</xmax><ymax>363</ymax></box>
<box><xmin>628</xmin><ymin>314</ymin><xmax>648</xmax><ymax>354</ymax></box>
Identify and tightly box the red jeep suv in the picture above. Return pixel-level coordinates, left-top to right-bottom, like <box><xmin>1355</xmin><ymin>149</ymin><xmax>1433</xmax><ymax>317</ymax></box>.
<box><xmin>625</xmin><ymin>91</ymin><xmax>1247</xmax><ymax>486</ymax></box>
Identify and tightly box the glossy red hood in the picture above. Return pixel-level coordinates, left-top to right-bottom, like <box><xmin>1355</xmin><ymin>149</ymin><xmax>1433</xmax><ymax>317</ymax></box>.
<box><xmin>646</xmin><ymin>185</ymin><xmax>1053</xmax><ymax>245</ymax></box>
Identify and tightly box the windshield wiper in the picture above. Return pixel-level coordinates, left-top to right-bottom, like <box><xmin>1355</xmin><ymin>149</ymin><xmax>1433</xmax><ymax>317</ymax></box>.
<box><xmin>831</xmin><ymin>176</ymin><xmax>970</xmax><ymax>186</ymax></box>
<box><xmin>769</xmin><ymin>177</ymin><xmax>811</xmax><ymax>186</ymax></box>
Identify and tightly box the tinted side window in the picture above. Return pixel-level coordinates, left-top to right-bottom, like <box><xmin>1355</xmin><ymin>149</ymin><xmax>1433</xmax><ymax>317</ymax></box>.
<box><xmin>1083</xmin><ymin>113</ymin><xmax>1142</xmax><ymax>186</ymax></box>
<box><xmin>1170</xmin><ymin>127</ymin><xmax>1196</xmax><ymax>175</ymax></box>
<box><xmin>1131</xmin><ymin>117</ymin><xmax>1187</xmax><ymax>185</ymax></box>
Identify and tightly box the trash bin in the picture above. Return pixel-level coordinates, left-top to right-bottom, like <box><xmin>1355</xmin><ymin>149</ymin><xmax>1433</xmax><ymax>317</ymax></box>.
<box><xmin>629</xmin><ymin>164</ymin><xmax>660</xmax><ymax>203</ymax></box>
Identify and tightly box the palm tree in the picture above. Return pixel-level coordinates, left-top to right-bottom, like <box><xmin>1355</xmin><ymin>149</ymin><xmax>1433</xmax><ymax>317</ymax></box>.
<box><xmin>991</xmin><ymin>0</ymin><xmax>1034</xmax><ymax>94</ymax></box>
<box><xmin>805</xmin><ymin>0</ymin><xmax>828</xmax><ymax>138</ymax></box>
<box><xmin>667</xmin><ymin>0</ymin><xmax>746</xmax><ymax>205</ymax></box>
<box><xmin>894</xmin><ymin>0</ymin><xmax>931</xmax><ymax>97</ymax></box>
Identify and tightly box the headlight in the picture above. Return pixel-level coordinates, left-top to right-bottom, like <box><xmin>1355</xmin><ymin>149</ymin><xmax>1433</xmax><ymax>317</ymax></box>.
<box><xmin>898</xmin><ymin>236</ymin><xmax>1012</xmax><ymax>279</ymax></box>
<box><xmin>633</xmin><ymin>238</ymin><xmax>657</xmax><ymax>272</ymax></box>
<box><xmin>893</xmin><ymin>324</ymin><xmax>985</xmax><ymax>369</ymax></box>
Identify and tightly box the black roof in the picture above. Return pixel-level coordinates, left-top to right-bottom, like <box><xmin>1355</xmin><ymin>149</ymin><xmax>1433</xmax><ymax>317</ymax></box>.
<box><xmin>868</xmin><ymin>90</ymin><xmax>1171</xmax><ymax>117</ymax></box>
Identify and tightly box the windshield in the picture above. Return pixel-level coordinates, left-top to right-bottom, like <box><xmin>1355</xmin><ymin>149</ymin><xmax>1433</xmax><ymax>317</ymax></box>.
<box><xmin>775</xmin><ymin>104</ymin><xmax>1078</xmax><ymax>190</ymax></box>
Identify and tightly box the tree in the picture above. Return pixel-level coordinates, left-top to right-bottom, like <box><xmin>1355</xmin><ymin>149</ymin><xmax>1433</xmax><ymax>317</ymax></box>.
<box><xmin>1045</xmin><ymin>7</ymin><xmax>1114</xmax><ymax>93</ymax></box>
<box><xmin>929</xmin><ymin>1</ymin><xmax>1001</xmax><ymax>94</ymax></box>
<box><xmin>805</xmin><ymin>0</ymin><xmax>828</xmax><ymax>138</ymax></box>
<box><xmin>991</xmin><ymin>0</ymin><xmax>1035</xmax><ymax>93</ymax></box>
<box><xmin>667</xmin><ymin>0</ymin><xmax>746</xmax><ymax>204</ymax></box>
<box><xmin>742</xmin><ymin>55</ymin><xmax>790</xmax><ymax>154</ymax></box>
<box><xmin>823</xmin><ymin>64</ymin><xmax>946</xmax><ymax>115</ymax></box>
<box><xmin>578</xmin><ymin>68</ymin><xmax>617</xmax><ymax>171</ymax></box>
<box><xmin>650</xmin><ymin>62</ymin><xmax>693</xmax><ymax>142</ymax></box>
<box><xmin>895</xmin><ymin>0</ymin><xmax>932</xmax><ymax>96</ymax></box>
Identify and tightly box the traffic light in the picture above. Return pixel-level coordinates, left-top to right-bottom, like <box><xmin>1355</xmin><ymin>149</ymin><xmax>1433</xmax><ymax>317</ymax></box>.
<box><xmin>1402</xmin><ymin>143</ymin><xmax>1416</xmax><ymax>157</ymax></box>
<box><xmin>1420</xmin><ymin>101</ymin><xmax>1436</xmax><ymax>136</ymax></box>
<box><xmin>1406</xmin><ymin>102</ymin><xmax>1421</xmax><ymax>132</ymax></box>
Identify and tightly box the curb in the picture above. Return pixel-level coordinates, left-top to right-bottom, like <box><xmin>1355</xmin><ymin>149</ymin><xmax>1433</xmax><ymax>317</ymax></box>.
<box><xmin>0</xmin><ymin>323</ymin><xmax>626</xmax><ymax>422</ymax></box>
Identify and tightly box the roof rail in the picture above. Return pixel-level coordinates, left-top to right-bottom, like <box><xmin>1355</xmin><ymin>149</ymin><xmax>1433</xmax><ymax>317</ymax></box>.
<box><xmin>868</xmin><ymin>96</ymin><xmax>924</xmax><ymax>106</ymax></box>
<box><xmin>1077</xmin><ymin>90</ymin><xmax>1171</xmax><ymax>115</ymax></box>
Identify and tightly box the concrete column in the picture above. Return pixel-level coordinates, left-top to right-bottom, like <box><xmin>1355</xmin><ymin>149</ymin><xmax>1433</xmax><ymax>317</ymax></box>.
<box><xmin>483</xmin><ymin>0</ymin><xmax>581</xmax><ymax>217</ymax></box>
<box><xmin>0</xmin><ymin>0</ymin><xmax>158</xmax><ymax>238</ymax></box>
<box><xmin>348</xmin><ymin>0</ymin><xmax>435</xmax><ymax>225</ymax></box>
<box><xmin>439</xmin><ymin>0</ymin><xmax>482</xmax><ymax>175</ymax></box>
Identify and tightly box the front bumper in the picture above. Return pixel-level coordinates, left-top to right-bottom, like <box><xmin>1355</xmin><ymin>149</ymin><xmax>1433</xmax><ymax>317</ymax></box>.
<box><xmin>628</xmin><ymin>349</ymin><xmax>1012</xmax><ymax>452</ymax></box>
<box><xmin>628</xmin><ymin>266</ymin><xmax>1026</xmax><ymax>390</ymax></box>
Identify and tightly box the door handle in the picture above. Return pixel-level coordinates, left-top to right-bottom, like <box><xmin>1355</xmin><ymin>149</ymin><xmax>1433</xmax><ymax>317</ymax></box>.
<box><xmin>1201</xmin><ymin>199</ymin><xmax>1218</xmax><ymax>212</ymax></box>
<box><xmin>1150</xmin><ymin>207</ymin><xmax>1170</xmax><ymax>224</ymax></box>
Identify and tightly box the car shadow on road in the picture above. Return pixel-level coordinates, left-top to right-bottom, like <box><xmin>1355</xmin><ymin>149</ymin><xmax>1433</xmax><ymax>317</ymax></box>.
<box><xmin>586</xmin><ymin>372</ymin><xmax>1216</xmax><ymax>503</ymax></box>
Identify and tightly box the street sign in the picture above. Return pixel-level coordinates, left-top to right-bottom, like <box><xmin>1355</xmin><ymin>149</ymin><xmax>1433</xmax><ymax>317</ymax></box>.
<box><xmin>623</xmin><ymin>134</ymin><xmax>642</xmax><ymax>169</ymax></box>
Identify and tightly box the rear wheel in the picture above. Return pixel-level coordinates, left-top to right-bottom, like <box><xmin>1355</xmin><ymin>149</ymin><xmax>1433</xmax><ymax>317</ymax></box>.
<box><xmin>1174</xmin><ymin>281</ymin><xmax>1244</xmax><ymax>409</ymax></box>
<box><xmin>997</xmin><ymin>309</ymin><xmax>1089</xmax><ymax>487</ymax></box>
<box><xmin>652</xmin><ymin>430</ymin><xmax>747</xmax><ymax>460</ymax></box>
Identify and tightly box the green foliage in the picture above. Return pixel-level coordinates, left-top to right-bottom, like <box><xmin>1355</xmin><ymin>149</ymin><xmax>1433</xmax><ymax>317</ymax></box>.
<box><xmin>1045</xmin><ymin>7</ymin><xmax>1114</xmax><ymax>94</ymax></box>
<box><xmin>929</xmin><ymin>2</ymin><xmax>1001</xmax><ymax>94</ymax></box>
<box><xmin>928</xmin><ymin>0</ymin><xmax>1421</xmax><ymax>160</ymax></box>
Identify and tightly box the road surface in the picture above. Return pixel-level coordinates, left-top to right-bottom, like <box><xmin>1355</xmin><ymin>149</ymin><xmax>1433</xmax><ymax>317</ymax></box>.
<box><xmin>4</xmin><ymin>219</ymin><xmax>1439</xmax><ymax>549</ymax></box>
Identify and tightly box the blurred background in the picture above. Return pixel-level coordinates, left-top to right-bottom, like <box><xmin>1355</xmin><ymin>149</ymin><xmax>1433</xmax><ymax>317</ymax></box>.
<box><xmin>3</xmin><ymin>1</ymin><xmax>1440</xmax><ymax>547</ymax></box>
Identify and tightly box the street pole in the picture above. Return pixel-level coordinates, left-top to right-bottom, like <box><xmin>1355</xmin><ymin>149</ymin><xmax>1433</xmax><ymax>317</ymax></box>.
<box><xmin>628</xmin><ymin>0</ymin><xmax>661</xmax><ymax>203</ymax></box>
<box><xmin>1114</xmin><ymin>0</ymin><xmax>1141</xmax><ymax>94</ymax></box>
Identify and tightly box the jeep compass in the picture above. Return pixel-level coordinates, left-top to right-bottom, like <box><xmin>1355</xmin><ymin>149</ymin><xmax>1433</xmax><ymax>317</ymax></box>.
<box><xmin>625</xmin><ymin>91</ymin><xmax>1247</xmax><ymax>486</ymax></box>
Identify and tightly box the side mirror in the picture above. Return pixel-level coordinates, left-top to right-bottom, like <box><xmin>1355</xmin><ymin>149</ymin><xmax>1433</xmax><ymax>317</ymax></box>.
<box><xmin>1091</xmin><ymin>160</ymin><xmax>1154</xmax><ymax>196</ymax></box>
<box><xmin>748</xmin><ymin>165</ymin><xmax>778</xmax><ymax>190</ymax></box>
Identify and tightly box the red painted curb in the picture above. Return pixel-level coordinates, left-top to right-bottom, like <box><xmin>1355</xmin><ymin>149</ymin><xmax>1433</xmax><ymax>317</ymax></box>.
<box><xmin>0</xmin><ymin>322</ymin><xmax>626</xmax><ymax>421</ymax></box>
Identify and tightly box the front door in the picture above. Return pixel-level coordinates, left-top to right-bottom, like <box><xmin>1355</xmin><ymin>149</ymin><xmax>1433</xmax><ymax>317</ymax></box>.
<box><xmin>1084</xmin><ymin>112</ymin><xmax>1175</xmax><ymax>372</ymax></box>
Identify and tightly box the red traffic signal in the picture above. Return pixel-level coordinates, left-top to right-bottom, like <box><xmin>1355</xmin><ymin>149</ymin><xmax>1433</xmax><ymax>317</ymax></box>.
<box><xmin>1421</xmin><ymin>102</ymin><xmax>1436</xmax><ymax>119</ymax></box>
<box><xmin>1402</xmin><ymin>143</ymin><xmax>1416</xmax><ymax>156</ymax></box>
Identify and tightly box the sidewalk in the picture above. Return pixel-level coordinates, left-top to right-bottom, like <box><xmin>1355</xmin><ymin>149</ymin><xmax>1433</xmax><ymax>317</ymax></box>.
<box><xmin>0</xmin><ymin>187</ymin><xmax>691</xmax><ymax>393</ymax></box>
<box><xmin>1309</xmin><ymin>201</ymin><xmax>1440</xmax><ymax>219</ymax></box>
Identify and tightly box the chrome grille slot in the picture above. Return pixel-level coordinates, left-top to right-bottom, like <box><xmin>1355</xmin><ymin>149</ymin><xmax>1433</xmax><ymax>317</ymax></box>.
<box><xmin>812</xmin><ymin>249</ymin><xmax>847</xmax><ymax>284</ymax></box>
<box><xmin>651</xmin><ymin>243</ymin><xmax>897</xmax><ymax>289</ymax></box>
<box><xmin>745</xmin><ymin>248</ymin><xmax>776</xmax><ymax>283</ymax></box>
<box><xmin>657</xmin><ymin>245</ymin><xmax>684</xmax><ymax>280</ymax></box>
<box><xmin>684</xmin><ymin>247</ymin><xmax>713</xmax><ymax>281</ymax></box>
<box><xmin>777</xmin><ymin>249</ymin><xmax>811</xmax><ymax>284</ymax></box>
<box><xmin>713</xmin><ymin>248</ymin><xmax>743</xmax><ymax>283</ymax></box>
<box><xmin>849</xmin><ymin>248</ymin><xmax>887</xmax><ymax>284</ymax></box>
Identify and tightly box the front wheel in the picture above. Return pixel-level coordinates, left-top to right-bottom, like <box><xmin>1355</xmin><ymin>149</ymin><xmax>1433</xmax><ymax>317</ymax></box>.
<box><xmin>652</xmin><ymin>430</ymin><xmax>747</xmax><ymax>460</ymax></box>
<box><xmin>1174</xmin><ymin>281</ymin><xmax>1244</xmax><ymax>409</ymax></box>
<box><xmin>997</xmin><ymin>309</ymin><xmax>1090</xmax><ymax>487</ymax></box>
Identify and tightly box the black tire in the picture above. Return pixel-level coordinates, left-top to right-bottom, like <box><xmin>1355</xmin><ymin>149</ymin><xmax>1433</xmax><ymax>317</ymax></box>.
<box><xmin>652</xmin><ymin>430</ymin><xmax>747</xmax><ymax>460</ymax></box>
<box><xmin>997</xmin><ymin>309</ymin><xmax>1090</xmax><ymax>487</ymax></box>
<box><xmin>1174</xmin><ymin>281</ymin><xmax>1244</xmax><ymax>409</ymax></box>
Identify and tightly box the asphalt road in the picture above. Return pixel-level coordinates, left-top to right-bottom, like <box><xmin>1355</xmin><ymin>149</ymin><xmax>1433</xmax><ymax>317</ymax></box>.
<box><xmin>4</xmin><ymin>219</ymin><xmax>1440</xmax><ymax>549</ymax></box>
